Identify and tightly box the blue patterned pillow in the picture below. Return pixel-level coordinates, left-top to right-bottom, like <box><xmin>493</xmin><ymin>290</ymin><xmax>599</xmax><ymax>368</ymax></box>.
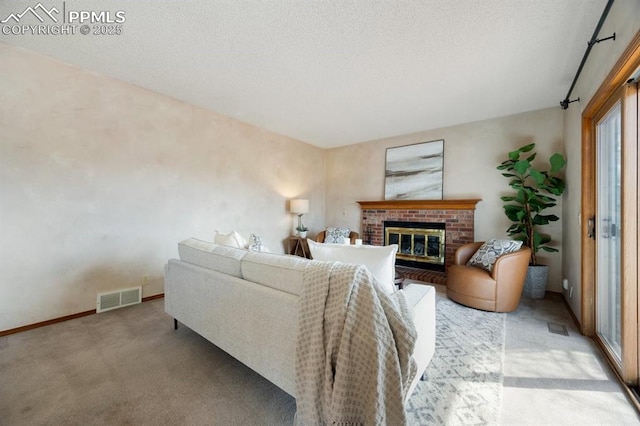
<box><xmin>248</xmin><ymin>234</ymin><xmax>269</xmax><ymax>252</ymax></box>
<box><xmin>324</xmin><ymin>227</ymin><xmax>351</xmax><ymax>244</ymax></box>
<box><xmin>466</xmin><ymin>239</ymin><xmax>523</xmax><ymax>272</ymax></box>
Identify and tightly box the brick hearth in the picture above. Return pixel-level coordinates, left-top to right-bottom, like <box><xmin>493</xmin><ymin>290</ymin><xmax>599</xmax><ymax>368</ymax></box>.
<box><xmin>357</xmin><ymin>199</ymin><xmax>481</xmax><ymax>285</ymax></box>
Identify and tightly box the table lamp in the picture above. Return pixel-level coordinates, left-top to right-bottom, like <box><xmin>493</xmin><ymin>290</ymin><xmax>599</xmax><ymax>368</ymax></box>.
<box><xmin>290</xmin><ymin>199</ymin><xmax>309</xmax><ymax>236</ymax></box>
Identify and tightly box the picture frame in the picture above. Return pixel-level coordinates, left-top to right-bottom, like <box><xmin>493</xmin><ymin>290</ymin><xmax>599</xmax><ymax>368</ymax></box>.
<box><xmin>384</xmin><ymin>139</ymin><xmax>444</xmax><ymax>200</ymax></box>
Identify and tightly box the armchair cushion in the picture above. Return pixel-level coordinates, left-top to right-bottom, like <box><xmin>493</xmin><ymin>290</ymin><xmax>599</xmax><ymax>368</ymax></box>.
<box><xmin>466</xmin><ymin>239</ymin><xmax>523</xmax><ymax>273</ymax></box>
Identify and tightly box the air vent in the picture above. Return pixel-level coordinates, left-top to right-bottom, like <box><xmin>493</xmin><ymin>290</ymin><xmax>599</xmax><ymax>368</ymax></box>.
<box><xmin>97</xmin><ymin>286</ymin><xmax>142</xmax><ymax>313</ymax></box>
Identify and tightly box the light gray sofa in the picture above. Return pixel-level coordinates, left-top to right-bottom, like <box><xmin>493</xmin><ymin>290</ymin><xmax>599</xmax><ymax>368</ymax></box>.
<box><xmin>164</xmin><ymin>238</ymin><xmax>436</xmax><ymax>400</ymax></box>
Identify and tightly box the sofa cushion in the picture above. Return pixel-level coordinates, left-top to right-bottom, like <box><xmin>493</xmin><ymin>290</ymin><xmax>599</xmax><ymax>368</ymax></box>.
<box><xmin>178</xmin><ymin>238</ymin><xmax>247</xmax><ymax>277</ymax></box>
<box><xmin>307</xmin><ymin>240</ymin><xmax>398</xmax><ymax>294</ymax></box>
<box><xmin>466</xmin><ymin>238</ymin><xmax>523</xmax><ymax>272</ymax></box>
<box><xmin>241</xmin><ymin>252</ymin><xmax>308</xmax><ymax>296</ymax></box>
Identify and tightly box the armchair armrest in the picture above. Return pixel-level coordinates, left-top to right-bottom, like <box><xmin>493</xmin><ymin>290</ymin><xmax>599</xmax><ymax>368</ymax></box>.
<box><xmin>490</xmin><ymin>246</ymin><xmax>531</xmax><ymax>312</ymax></box>
<box><xmin>454</xmin><ymin>242</ymin><xmax>484</xmax><ymax>265</ymax></box>
<box><xmin>491</xmin><ymin>246</ymin><xmax>531</xmax><ymax>281</ymax></box>
<box><xmin>349</xmin><ymin>231</ymin><xmax>360</xmax><ymax>245</ymax></box>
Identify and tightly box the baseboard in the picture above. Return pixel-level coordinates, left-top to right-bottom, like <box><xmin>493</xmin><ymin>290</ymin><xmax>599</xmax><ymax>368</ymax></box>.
<box><xmin>0</xmin><ymin>293</ymin><xmax>165</xmax><ymax>337</ymax></box>
<box><xmin>142</xmin><ymin>293</ymin><xmax>165</xmax><ymax>302</ymax></box>
<box><xmin>557</xmin><ymin>291</ymin><xmax>582</xmax><ymax>332</ymax></box>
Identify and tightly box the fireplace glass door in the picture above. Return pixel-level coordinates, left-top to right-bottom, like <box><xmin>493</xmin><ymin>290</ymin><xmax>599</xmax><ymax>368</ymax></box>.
<box><xmin>384</xmin><ymin>221</ymin><xmax>445</xmax><ymax>271</ymax></box>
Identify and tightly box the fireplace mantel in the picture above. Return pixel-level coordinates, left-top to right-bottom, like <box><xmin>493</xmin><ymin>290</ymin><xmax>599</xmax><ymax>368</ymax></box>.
<box><xmin>357</xmin><ymin>199</ymin><xmax>481</xmax><ymax>210</ymax></box>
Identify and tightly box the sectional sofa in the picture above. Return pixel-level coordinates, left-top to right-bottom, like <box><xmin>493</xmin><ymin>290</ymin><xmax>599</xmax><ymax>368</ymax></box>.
<box><xmin>164</xmin><ymin>238</ymin><xmax>436</xmax><ymax>408</ymax></box>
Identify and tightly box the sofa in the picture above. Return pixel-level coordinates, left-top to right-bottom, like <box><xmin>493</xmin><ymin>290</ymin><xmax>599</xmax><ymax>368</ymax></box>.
<box><xmin>164</xmin><ymin>238</ymin><xmax>436</xmax><ymax>407</ymax></box>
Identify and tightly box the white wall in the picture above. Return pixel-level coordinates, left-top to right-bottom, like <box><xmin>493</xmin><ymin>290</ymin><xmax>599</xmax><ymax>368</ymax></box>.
<box><xmin>561</xmin><ymin>0</ymin><xmax>640</xmax><ymax>320</ymax></box>
<box><xmin>0</xmin><ymin>44</ymin><xmax>326</xmax><ymax>331</ymax></box>
<box><xmin>325</xmin><ymin>107</ymin><xmax>565</xmax><ymax>290</ymax></box>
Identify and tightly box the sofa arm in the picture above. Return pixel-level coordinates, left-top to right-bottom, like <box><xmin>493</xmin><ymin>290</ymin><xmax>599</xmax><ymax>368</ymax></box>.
<box><xmin>454</xmin><ymin>242</ymin><xmax>484</xmax><ymax>265</ymax></box>
<box><xmin>402</xmin><ymin>284</ymin><xmax>436</xmax><ymax>401</ymax></box>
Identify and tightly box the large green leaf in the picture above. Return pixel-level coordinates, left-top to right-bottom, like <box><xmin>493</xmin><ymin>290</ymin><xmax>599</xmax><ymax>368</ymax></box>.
<box><xmin>533</xmin><ymin>232</ymin><xmax>544</xmax><ymax>246</ymax></box>
<box><xmin>514</xmin><ymin>159</ymin><xmax>530</xmax><ymax>174</ymax></box>
<box><xmin>536</xmin><ymin>233</ymin><xmax>552</xmax><ymax>244</ymax></box>
<box><xmin>546</xmin><ymin>177</ymin><xmax>566</xmax><ymax>195</ymax></box>
<box><xmin>541</xmin><ymin>246</ymin><xmax>559</xmax><ymax>252</ymax></box>
<box><xmin>533</xmin><ymin>214</ymin><xmax>559</xmax><ymax>225</ymax></box>
<box><xmin>550</xmin><ymin>153</ymin><xmax>566</xmax><ymax>173</ymax></box>
<box><xmin>519</xmin><ymin>143</ymin><xmax>536</xmax><ymax>153</ymax></box>
<box><xmin>530</xmin><ymin>169</ymin><xmax>545</xmax><ymax>185</ymax></box>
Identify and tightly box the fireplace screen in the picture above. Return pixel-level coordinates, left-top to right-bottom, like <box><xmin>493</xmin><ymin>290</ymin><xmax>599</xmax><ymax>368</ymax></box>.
<box><xmin>384</xmin><ymin>221</ymin><xmax>445</xmax><ymax>271</ymax></box>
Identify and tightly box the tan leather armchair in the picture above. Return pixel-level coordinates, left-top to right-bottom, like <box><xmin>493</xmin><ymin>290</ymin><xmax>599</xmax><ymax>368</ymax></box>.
<box><xmin>316</xmin><ymin>230</ymin><xmax>360</xmax><ymax>244</ymax></box>
<box><xmin>446</xmin><ymin>242</ymin><xmax>531</xmax><ymax>313</ymax></box>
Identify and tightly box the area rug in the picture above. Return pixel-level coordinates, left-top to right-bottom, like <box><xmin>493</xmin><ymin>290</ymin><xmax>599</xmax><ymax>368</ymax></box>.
<box><xmin>406</xmin><ymin>284</ymin><xmax>506</xmax><ymax>425</ymax></box>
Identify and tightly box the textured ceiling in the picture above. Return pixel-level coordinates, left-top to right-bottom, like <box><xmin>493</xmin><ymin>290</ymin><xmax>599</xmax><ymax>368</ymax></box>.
<box><xmin>0</xmin><ymin>0</ymin><xmax>608</xmax><ymax>148</ymax></box>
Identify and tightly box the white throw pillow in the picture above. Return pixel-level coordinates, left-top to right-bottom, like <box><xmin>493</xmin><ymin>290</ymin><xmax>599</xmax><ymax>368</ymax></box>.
<box><xmin>214</xmin><ymin>230</ymin><xmax>247</xmax><ymax>249</ymax></box>
<box><xmin>467</xmin><ymin>238</ymin><xmax>523</xmax><ymax>272</ymax></box>
<box><xmin>307</xmin><ymin>240</ymin><xmax>398</xmax><ymax>294</ymax></box>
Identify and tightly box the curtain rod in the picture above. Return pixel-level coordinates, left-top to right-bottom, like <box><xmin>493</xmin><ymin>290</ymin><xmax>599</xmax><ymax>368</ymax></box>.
<box><xmin>560</xmin><ymin>0</ymin><xmax>616</xmax><ymax>109</ymax></box>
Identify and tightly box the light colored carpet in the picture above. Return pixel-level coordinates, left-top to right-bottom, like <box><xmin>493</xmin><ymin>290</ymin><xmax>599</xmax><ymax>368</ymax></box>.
<box><xmin>0</xmin><ymin>299</ymin><xmax>297</xmax><ymax>425</ymax></box>
<box><xmin>406</xmin><ymin>283</ymin><xmax>505</xmax><ymax>425</ymax></box>
<box><xmin>0</xmin><ymin>283</ymin><xmax>501</xmax><ymax>425</ymax></box>
<box><xmin>2</xmin><ymin>283</ymin><xmax>636</xmax><ymax>425</ymax></box>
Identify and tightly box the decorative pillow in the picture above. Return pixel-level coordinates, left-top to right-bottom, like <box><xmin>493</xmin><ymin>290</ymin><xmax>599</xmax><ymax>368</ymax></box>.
<box><xmin>324</xmin><ymin>227</ymin><xmax>351</xmax><ymax>244</ymax></box>
<box><xmin>214</xmin><ymin>230</ymin><xmax>247</xmax><ymax>249</ymax></box>
<box><xmin>467</xmin><ymin>239</ymin><xmax>524</xmax><ymax>272</ymax></box>
<box><xmin>248</xmin><ymin>233</ymin><xmax>269</xmax><ymax>252</ymax></box>
<box><xmin>307</xmin><ymin>240</ymin><xmax>398</xmax><ymax>294</ymax></box>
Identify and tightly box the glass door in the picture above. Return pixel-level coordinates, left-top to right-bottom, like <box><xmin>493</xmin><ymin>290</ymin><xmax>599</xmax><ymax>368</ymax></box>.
<box><xmin>595</xmin><ymin>101</ymin><xmax>622</xmax><ymax>364</ymax></box>
<box><xmin>582</xmin><ymin>37</ymin><xmax>639</xmax><ymax>387</ymax></box>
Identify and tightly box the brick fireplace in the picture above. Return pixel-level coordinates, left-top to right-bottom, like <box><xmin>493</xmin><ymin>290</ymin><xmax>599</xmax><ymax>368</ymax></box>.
<box><xmin>357</xmin><ymin>199</ymin><xmax>481</xmax><ymax>285</ymax></box>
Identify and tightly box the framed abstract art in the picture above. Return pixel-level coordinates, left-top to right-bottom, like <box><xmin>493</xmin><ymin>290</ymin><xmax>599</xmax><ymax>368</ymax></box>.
<box><xmin>384</xmin><ymin>139</ymin><xmax>444</xmax><ymax>200</ymax></box>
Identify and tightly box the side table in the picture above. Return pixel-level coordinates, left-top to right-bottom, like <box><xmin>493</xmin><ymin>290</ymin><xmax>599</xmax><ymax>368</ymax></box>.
<box><xmin>288</xmin><ymin>236</ymin><xmax>311</xmax><ymax>259</ymax></box>
<box><xmin>395</xmin><ymin>269</ymin><xmax>405</xmax><ymax>290</ymax></box>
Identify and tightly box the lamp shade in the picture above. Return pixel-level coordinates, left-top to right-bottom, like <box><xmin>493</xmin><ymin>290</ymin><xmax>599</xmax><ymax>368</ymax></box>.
<box><xmin>290</xmin><ymin>199</ymin><xmax>309</xmax><ymax>214</ymax></box>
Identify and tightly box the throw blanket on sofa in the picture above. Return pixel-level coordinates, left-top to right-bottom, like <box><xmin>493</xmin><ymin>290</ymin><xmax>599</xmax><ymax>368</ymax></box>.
<box><xmin>295</xmin><ymin>261</ymin><xmax>417</xmax><ymax>425</ymax></box>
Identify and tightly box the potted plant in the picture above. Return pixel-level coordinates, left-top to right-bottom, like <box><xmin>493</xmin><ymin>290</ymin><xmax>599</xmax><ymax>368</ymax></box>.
<box><xmin>497</xmin><ymin>143</ymin><xmax>566</xmax><ymax>298</ymax></box>
<box><xmin>296</xmin><ymin>225</ymin><xmax>308</xmax><ymax>239</ymax></box>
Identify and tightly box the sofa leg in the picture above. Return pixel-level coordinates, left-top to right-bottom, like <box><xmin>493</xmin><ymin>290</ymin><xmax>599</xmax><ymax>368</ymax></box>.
<box><xmin>173</xmin><ymin>318</ymin><xmax>178</xmax><ymax>330</ymax></box>
<box><xmin>420</xmin><ymin>371</ymin><xmax>428</xmax><ymax>381</ymax></box>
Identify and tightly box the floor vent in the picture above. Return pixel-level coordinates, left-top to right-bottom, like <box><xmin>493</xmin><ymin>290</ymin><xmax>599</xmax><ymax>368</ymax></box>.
<box><xmin>547</xmin><ymin>322</ymin><xmax>569</xmax><ymax>336</ymax></box>
<box><xmin>97</xmin><ymin>286</ymin><xmax>142</xmax><ymax>313</ymax></box>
